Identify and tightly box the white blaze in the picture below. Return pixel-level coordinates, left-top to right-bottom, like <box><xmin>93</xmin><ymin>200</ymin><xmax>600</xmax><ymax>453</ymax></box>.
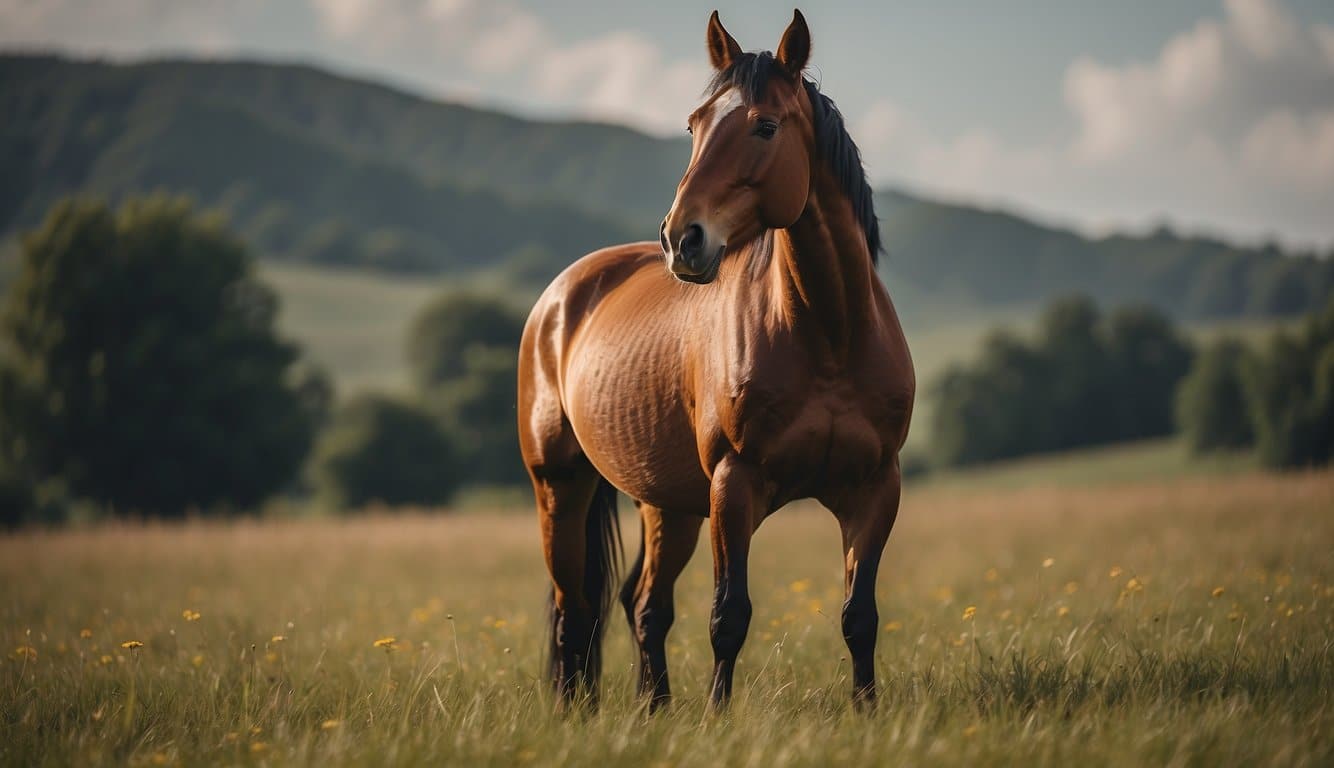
<box><xmin>699</xmin><ymin>87</ymin><xmax>745</xmax><ymax>150</ymax></box>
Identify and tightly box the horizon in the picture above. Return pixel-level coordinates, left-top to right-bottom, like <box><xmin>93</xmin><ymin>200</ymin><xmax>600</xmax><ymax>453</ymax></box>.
<box><xmin>3</xmin><ymin>0</ymin><xmax>1333</xmax><ymax>250</ymax></box>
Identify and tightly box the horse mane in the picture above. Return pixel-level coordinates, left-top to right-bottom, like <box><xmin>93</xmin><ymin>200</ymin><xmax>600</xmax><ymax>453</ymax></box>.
<box><xmin>706</xmin><ymin>51</ymin><xmax>882</xmax><ymax>265</ymax></box>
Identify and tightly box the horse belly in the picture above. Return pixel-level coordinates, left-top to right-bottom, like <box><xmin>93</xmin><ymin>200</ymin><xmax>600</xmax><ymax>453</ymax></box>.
<box><xmin>563</xmin><ymin>338</ymin><xmax>709</xmax><ymax>510</ymax></box>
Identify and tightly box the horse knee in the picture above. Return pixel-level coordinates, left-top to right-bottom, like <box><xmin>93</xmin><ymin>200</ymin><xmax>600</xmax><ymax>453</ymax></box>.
<box><xmin>841</xmin><ymin>598</ymin><xmax>878</xmax><ymax>657</ymax></box>
<box><xmin>635</xmin><ymin>598</ymin><xmax>675</xmax><ymax>648</ymax></box>
<box><xmin>709</xmin><ymin>593</ymin><xmax>752</xmax><ymax>660</ymax></box>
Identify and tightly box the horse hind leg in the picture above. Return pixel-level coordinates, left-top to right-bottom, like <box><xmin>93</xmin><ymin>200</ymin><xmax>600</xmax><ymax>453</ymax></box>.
<box><xmin>618</xmin><ymin>502</ymin><xmax>650</xmax><ymax>697</ymax></box>
<box><xmin>626</xmin><ymin>504</ymin><xmax>703</xmax><ymax>711</ymax></box>
<box><xmin>532</xmin><ymin>460</ymin><xmax>622</xmax><ymax>709</ymax></box>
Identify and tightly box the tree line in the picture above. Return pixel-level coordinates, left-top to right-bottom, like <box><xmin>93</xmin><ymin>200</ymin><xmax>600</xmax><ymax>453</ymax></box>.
<box><xmin>932</xmin><ymin>293</ymin><xmax>1334</xmax><ymax>470</ymax></box>
<box><xmin>2</xmin><ymin>196</ymin><xmax>1330</xmax><ymax>525</ymax></box>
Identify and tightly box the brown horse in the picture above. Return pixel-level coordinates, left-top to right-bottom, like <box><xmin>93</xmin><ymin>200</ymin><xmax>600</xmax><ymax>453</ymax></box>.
<box><xmin>518</xmin><ymin>9</ymin><xmax>914</xmax><ymax>711</ymax></box>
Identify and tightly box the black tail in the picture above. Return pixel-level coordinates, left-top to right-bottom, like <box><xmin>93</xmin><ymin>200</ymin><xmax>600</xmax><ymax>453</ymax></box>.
<box><xmin>547</xmin><ymin>477</ymin><xmax>623</xmax><ymax>688</ymax></box>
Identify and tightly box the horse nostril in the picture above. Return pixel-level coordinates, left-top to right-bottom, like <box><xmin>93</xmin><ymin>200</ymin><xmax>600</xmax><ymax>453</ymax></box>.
<box><xmin>679</xmin><ymin>223</ymin><xmax>704</xmax><ymax>261</ymax></box>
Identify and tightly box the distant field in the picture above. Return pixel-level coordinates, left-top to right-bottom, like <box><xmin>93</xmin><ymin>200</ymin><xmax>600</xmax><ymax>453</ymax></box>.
<box><xmin>261</xmin><ymin>263</ymin><xmax>452</xmax><ymax>394</ymax></box>
<box><xmin>918</xmin><ymin>437</ymin><xmax>1259</xmax><ymax>491</ymax></box>
<box><xmin>4</xmin><ymin>468</ymin><xmax>1331</xmax><ymax>765</ymax></box>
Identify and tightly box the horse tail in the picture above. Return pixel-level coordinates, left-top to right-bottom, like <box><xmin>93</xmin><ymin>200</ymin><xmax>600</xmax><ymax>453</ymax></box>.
<box><xmin>547</xmin><ymin>476</ymin><xmax>623</xmax><ymax>687</ymax></box>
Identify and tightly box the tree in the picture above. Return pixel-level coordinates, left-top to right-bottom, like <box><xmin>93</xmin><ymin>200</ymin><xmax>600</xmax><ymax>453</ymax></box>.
<box><xmin>929</xmin><ymin>295</ymin><xmax>1194</xmax><ymax>468</ymax></box>
<box><xmin>1105</xmin><ymin>305</ymin><xmax>1193</xmax><ymax>441</ymax></box>
<box><xmin>0</xmin><ymin>197</ymin><xmax>325</xmax><ymax>517</ymax></box>
<box><xmin>405</xmin><ymin>292</ymin><xmax>525</xmax><ymax>391</ymax></box>
<box><xmin>426</xmin><ymin>346</ymin><xmax>525</xmax><ymax>487</ymax></box>
<box><xmin>406</xmin><ymin>292</ymin><xmax>526</xmax><ymax>488</ymax></box>
<box><xmin>307</xmin><ymin>394</ymin><xmax>460</xmax><ymax>509</ymax></box>
<box><xmin>1244</xmin><ymin>297</ymin><xmax>1334</xmax><ymax>468</ymax></box>
<box><xmin>1175</xmin><ymin>338</ymin><xmax>1255</xmax><ymax>453</ymax></box>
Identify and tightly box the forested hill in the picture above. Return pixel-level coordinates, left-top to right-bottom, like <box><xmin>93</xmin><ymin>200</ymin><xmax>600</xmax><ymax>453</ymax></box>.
<box><xmin>2</xmin><ymin>53</ymin><xmax>1329</xmax><ymax>318</ymax></box>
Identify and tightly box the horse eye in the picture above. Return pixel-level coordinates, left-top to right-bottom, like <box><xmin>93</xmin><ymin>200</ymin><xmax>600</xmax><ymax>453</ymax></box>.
<box><xmin>754</xmin><ymin>120</ymin><xmax>778</xmax><ymax>140</ymax></box>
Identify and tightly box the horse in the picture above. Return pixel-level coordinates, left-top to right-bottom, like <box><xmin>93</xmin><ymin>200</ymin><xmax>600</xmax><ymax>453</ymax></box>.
<box><xmin>518</xmin><ymin>8</ymin><xmax>914</xmax><ymax>711</ymax></box>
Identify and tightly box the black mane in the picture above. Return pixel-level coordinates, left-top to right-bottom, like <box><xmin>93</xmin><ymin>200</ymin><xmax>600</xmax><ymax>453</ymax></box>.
<box><xmin>706</xmin><ymin>51</ymin><xmax>882</xmax><ymax>264</ymax></box>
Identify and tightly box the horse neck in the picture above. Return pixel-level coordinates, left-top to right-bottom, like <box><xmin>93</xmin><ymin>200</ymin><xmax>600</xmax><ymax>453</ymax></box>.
<box><xmin>767</xmin><ymin>168</ymin><xmax>878</xmax><ymax>366</ymax></box>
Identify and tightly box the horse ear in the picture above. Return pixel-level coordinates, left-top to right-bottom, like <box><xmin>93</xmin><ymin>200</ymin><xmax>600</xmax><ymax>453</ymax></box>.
<box><xmin>707</xmin><ymin>10</ymin><xmax>742</xmax><ymax>71</ymax></box>
<box><xmin>776</xmin><ymin>9</ymin><xmax>811</xmax><ymax>77</ymax></box>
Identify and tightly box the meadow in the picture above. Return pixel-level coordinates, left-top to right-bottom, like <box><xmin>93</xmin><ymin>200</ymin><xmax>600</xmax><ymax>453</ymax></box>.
<box><xmin>4</xmin><ymin>460</ymin><xmax>1332</xmax><ymax>766</ymax></box>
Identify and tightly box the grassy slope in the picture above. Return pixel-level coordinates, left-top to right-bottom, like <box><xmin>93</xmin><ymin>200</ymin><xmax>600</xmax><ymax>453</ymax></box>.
<box><xmin>3</xmin><ymin>469</ymin><xmax>1331</xmax><ymax>765</ymax></box>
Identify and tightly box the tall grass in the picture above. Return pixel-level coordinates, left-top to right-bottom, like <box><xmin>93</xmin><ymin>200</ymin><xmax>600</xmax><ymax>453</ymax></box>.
<box><xmin>3</xmin><ymin>470</ymin><xmax>1332</xmax><ymax>766</ymax></box>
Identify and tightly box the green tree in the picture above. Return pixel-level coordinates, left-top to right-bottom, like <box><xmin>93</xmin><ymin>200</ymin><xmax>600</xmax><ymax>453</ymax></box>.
<box><xmin>1175</xmin><ymin>338</ymin><xmax>1255</xmax><ymax>453</ymax></box>
<box><xmin>426</xmin><ymin>346</ymin><xmax>524</xmax><ymax>487</ymax></box>
<box><xmin>406</xmin><ymin>292</ymin><xmax>525</xmax><ymax>391</ymax></box>
<box><xmin>929</xmin><ymin>295</ymin><xmax>1194</xmax><ymax>468</ymax></box>
<box><xmin>1105</xmin><ymin>305</ymin><xmax>1194</xmax><ymax>441</ymax></box>
<box><xmin>1245</xmin><ymin>297</ymin><xmax>1334</xmax><ymax>468</ymax></box>
<box><xmin>307</xmin><ymin>394</ymin><xmax>460</xmax><ymax>509</ymax></box>
<box><xmin>0</xmin><ymin>197</ymin><xmax>324</xmax><ymax>517</ymax></box>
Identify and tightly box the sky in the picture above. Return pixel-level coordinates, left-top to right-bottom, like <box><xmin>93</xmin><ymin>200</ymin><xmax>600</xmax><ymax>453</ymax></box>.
<box><xmin>3</xmin><ymin>0</ymin><xmax>1333</xmax><ymax>249</ymax></box>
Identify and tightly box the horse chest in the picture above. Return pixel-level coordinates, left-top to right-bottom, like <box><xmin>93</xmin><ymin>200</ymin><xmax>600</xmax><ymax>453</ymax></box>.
<box><xmin>718</xmin><ymin>380</ymin><xmax>889</xmax><ymax>496</ymax></box>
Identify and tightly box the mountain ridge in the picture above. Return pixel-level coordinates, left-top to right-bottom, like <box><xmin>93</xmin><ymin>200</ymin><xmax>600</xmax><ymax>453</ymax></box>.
<box><xmin>2</xmin><ymin>52</ymin><xmax>1329</xmax><ymax>318</ymax></box>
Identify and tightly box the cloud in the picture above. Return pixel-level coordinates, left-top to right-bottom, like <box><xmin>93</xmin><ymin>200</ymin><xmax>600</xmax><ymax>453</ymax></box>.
<box><xmin>305</xmin><ymin>0</ymin><xmax>707</xmax><ymax>132</ymax></box>
<box><xmin>532</xmin><ymin>31</ymin><xmax>708</xmax><ymax>132</ymax></box>
<box><xmin>855</xmin><ymin>0</ymin><xmax>1334</xmax><ymax>246</ymax></box>
<box><xmin>0</xmin><ymin>0</ymin><xmax>256</xmax><ymax>53</ymax></box>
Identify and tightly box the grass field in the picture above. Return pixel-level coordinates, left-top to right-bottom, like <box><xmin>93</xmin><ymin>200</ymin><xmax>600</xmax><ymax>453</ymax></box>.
<box><xmin>4</xmin><ymin>466</ymin><xmax>1332</xmax><ymax>766</ymax></box>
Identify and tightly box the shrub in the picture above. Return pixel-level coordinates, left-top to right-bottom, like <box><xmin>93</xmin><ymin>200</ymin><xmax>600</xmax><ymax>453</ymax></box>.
<box><xmin>308</xmin><ymin>395</ymin><xmax>460</xmax><ymax>509</ymax></box>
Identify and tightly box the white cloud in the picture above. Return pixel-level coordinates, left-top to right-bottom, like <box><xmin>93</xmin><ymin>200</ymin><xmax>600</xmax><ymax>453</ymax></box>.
<box><xmin>0</xmin><ymin>0</ymin><xmax>255</xmax><ymax>54</ymax></box>
<box><xmin>304</xmin><ymin>0</ymin><xmax>706</xmax><ymax>132</ymax></box>
<box><xmin>533</xmin><ymin>31</ymin><xmax>707</xmax><ymax>132</ymax></box>
<box><xmin>855</xmin><ymin>0</ymin><xmax>1334</xmax><ymax>247</ymax></box>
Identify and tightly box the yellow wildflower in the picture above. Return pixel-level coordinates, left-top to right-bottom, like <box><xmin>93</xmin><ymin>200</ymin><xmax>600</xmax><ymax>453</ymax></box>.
<box><xmin>99</xmin><ymin>654</ymin><xmax>113</xmax><ymax>665</ymax></box>
<box><xmin>270</xmin><ymin>635</ymin><xmax>286</xmax><ymax>644</ymax></box>
<box><xmin>191</xmin><ymin>654</ymin><xmax>205</xmax><ymax>668</ymax></box>
<box><xmin>883</xmin><ymin>621</ymin><xmax>903</xmax><ymax>633</ymax></box>
<box><xmin>1057</xmin><ymin>605</ymin><xmax>1070</xmax><ymax>617</ymax></box>
<box><xmin>1109</xmin><ymin>566</ymin><xmax>1123</xmax><ymax>579</ymax></box>
<box><xmin>1042</xmin><ymin>557</ymin><xmax>1055</xmax><ymax>569</ymax></box>
<box><xmin>249</xmin><ymin>742</ymin><xmax>268</xmax><ymax>754</ymax></box>
<box><xmin>373</xmin><ymin>637</ymin><xmax>397</xmax><ymax>650</ymax></box>
<box><xmin>13</xmin><ymin>645</ymin><xmax>37</xmax><ymax>661</ymax></box>
<box><xmin>1124</xmin><ymin>577</ymin><xmax>1143</xmax><ymax>593</ymax></box>
<box><xmin>79</xmin><ymin>628</ymin><xmax>93</xmax><ymax>639</ymax></box>
<box><xmin>1211</xmin><ymin>587</ymin><xmax>1225</xmax><ymax>598</ymax></box>
<box><xmin>961</xmin><ymin>606</ymin><xmax>976</xmax><ymax>621</ymax></box>
<box><xmin>120</xmin><ymin>640</ymin><xmax>144</xmax><ymax>650</ymax></box>
<box><xmin>182</xmin><ymin>610</ymin><xmax>201</xmax><ymax>622</ymax></box>
<box><xmin>321</xmin><ymin>719</ymin><xmax>341</xmax><ymax>731</ymax></box>
<box><xmin>1064</xmin><ymin>581</ymin><xmax>1079</xmax><ymax>595</ymax></box>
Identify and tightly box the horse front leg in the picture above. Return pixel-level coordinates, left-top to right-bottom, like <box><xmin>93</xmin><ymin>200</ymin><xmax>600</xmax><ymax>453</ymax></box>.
<box><xmin>707</xmin><ymin>455</ymin><xmax>764</xmax><ymax>709</ymax></box>
<box><xmin>832</xmin><ymin>463</ymin><xmax>902</xmax><ymax>709</ymax></box>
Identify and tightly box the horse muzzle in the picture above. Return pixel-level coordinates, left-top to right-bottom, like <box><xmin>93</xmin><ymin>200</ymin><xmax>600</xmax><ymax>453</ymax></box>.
<box><xmin>662</xmin><ymin>220</ymin><xmax>725</xmax><ymax>284</ymax></box>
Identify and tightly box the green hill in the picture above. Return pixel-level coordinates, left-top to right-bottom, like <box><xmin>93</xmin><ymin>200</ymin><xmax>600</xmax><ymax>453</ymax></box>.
<box><xmin>2</xmin><ymin>53</ymin><xmax>1330</xmax><ymax>317</ymax></box>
